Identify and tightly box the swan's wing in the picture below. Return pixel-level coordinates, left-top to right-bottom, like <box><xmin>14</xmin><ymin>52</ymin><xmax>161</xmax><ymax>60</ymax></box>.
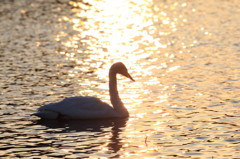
<box><xmin>39</xmin><ymin>96</ymin><xmax>107</xmax><ymax>110</ymax></box>
<box><xmin>38</xmin><ymin>96</ymin><xmax>116</xmax><ymax>119</ymax></box>
<box><xmin>62</xmin><ymin>96</ymin><xmax>109</xmax><ymax>110</ymax></box>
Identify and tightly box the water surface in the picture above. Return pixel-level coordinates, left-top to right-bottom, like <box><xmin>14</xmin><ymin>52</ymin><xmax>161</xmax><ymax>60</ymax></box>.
<box><xmin>0</xmin><ymin>0</ymin><xmax>239</xmax><ymax>158</ymax></box>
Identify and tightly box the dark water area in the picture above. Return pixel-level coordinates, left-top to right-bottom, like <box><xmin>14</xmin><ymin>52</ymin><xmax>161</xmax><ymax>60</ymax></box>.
<box><xmin>0</xmin><ymin>0</ymin><xmax>240</xmax><ymax>158</ymax></box>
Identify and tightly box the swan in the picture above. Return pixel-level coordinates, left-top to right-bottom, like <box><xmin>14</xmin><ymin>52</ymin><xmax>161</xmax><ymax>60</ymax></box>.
<box><xmin>33</xmin><ymin>62</ymin><xmax>135</xmax><ymax>119</ymax></box>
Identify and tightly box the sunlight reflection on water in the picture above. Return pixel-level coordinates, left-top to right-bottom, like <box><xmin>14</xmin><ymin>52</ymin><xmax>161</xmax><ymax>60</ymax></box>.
<box><xmin>0</xmin><ymin>0</ymin><xmax>240</xmax><ymax>158</ymax></box>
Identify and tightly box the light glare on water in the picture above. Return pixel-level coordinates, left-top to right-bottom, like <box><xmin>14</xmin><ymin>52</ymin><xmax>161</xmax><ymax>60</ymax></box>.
<box><xmin>0</xmin><ymin>0</ymin><xmax>240</xmax><ymax>158</ymax></box>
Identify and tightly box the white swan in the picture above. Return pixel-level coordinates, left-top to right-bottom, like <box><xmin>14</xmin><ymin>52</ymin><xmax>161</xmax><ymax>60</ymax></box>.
<box><xmin>33</xmin><ymin>62</ymin><xmax>134</xmax><ymax>119</ymax></box>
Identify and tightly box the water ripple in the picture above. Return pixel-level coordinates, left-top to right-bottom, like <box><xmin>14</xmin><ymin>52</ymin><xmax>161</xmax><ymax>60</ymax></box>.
<box><xmin>0</xmin><ymin>0</ymin><xmax>240</xmax><ymax>158</ymax></box>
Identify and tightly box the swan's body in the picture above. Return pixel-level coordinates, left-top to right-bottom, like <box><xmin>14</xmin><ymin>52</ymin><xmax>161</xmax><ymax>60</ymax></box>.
<box><xmin>33</xmin><ymin>62</ymin><xmax>134</xmax><ymax>119</ymax></box>
<box><xmin>35</xmin><ymin>96</ymin><xmax>121</xmax><ymax>119</ymax></box>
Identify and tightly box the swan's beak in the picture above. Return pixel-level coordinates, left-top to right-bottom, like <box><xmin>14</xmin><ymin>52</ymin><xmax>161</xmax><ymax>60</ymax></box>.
<box><xmin>126</xmin><ymin>72</ymin><xmax>135</xmax><ymax>82</ymax></box>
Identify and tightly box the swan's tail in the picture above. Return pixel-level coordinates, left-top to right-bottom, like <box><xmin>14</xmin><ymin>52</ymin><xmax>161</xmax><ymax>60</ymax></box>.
<box><xmin>32</xmin><ymin>110</ymin><xmax>59</xmax><ymax>119</ymax></box>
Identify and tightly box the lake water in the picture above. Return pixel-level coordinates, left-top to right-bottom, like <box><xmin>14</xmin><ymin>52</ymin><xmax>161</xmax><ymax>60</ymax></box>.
<box><xmin>0</xmin><ymin>0</ymin><xmax>239</xmax><ymax>158</ymax></box>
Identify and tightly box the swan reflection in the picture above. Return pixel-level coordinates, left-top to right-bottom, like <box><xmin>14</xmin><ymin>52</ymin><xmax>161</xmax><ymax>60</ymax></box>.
<box><xmin>36</xmin><ymin>118</ymin><xmax>128</xmax><ymax>155</ymax></box>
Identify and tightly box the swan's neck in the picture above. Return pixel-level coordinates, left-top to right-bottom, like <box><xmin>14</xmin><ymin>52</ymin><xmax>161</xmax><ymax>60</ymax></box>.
<box><xmin>109</xmin><ymin>70</ymin><xmax>129</xmax><ymax>117</ymax></box>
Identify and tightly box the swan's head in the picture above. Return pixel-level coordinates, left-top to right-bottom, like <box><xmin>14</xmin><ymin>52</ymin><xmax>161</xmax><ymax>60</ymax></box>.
<box><xmin>111</xmin><ymin>62</ymin><xmax>135</xmax><ymax>81</ymax></box>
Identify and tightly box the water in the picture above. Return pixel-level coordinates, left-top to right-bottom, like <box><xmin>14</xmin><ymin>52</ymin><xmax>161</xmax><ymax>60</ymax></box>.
<box><xmin>0</xmin><ymin>0</ymin><xmax>239</xmax><ymax>158</ymax></box>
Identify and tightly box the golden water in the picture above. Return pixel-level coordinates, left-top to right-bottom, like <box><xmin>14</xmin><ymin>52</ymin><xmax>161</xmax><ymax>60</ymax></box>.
<box><xmin>0</xmin><ymin>0</ymin><xmax>239</xmax><ymax>158</ymax></box>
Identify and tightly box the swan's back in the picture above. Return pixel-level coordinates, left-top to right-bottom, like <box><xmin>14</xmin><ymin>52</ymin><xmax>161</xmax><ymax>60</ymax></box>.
<box><xmin>36</xmin><ymin>96</ymin><xmax>117</xmax><ymax>119</ymax></box>
<box><xmin>40</xmin><ymin>97</ymin><xmax>107</xmax><ymax>110</ymax></box>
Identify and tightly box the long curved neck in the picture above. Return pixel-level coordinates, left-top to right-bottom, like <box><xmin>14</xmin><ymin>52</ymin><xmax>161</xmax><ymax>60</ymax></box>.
<box><xmin>109</xmin><ymin>69</ymin><xmax>129</xmax><ymax>117</ymax></box>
